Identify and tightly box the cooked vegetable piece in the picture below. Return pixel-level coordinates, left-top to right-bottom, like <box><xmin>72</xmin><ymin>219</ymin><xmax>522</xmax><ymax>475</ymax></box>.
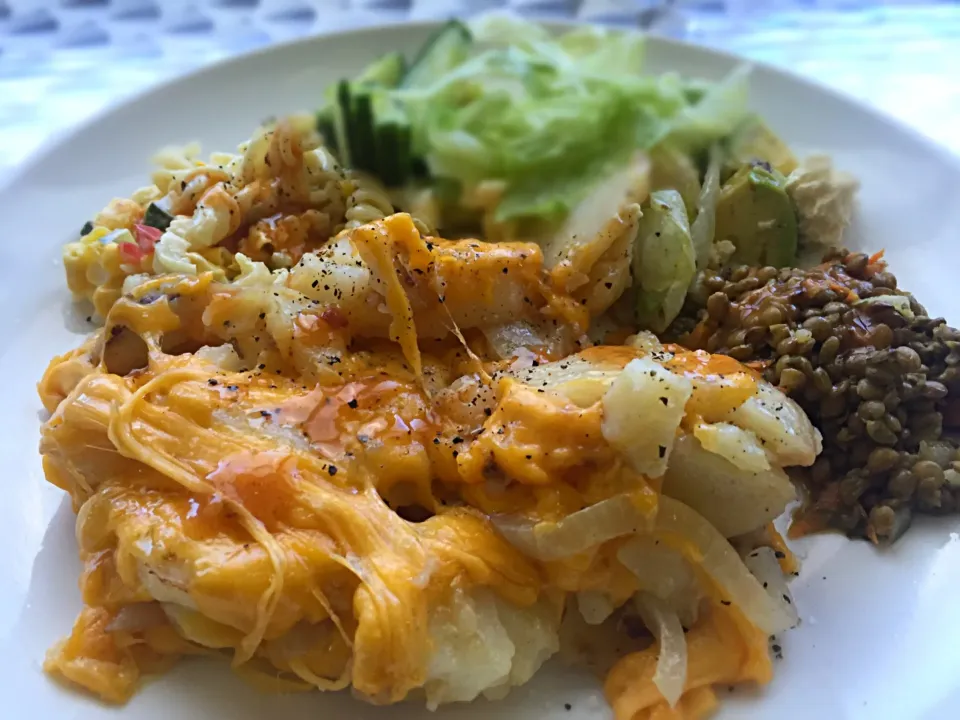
<box><xmin>80</xmin><ymin>220</ymin><xmax>94</xmax><ymax>237</ymax></box>
<box><xmin>653</xmin><ymin>497</ymin><xmax>797</xmax><ymax>635</ymax></box>
<box><xmin>634</xmin><ymin>593</ymin><xmax>688</xmax><ymax>708</ymax></box>
<box><xmin>649</xmin><ymin>144</ymin><xmax>700</xmax><ymax>218</ymax></box>
<box><xmin>336</xmin><ymin>80</ymin><xmax>359</xmax><ymax>169</ymax></box>
<box><xmin>633</xmin><ymin>189</ymin><xmax>696</xmax><ymax>332</ymax></box>
<box><xmin>742</xmin><ymin>547</ymin><xmax>799</xmax><ymax>629</ymax></box>
<box><xmin>602</xmin><ymin>356</ymin><xmax>692</xmax><ymax>478</ymax></box>
<box><xmin>540</xmin><ymin>152</ymin><xmax>646</xmax><ymax>316</ymax></box>
<box><xmin>690</xmin><ymin>144</ymin><xmax>722</xmax><ymax>271</ymax></box>
<box><xmin>663</xmin><ymin>434</ymin><xmax>796</xmax><ymax>538</ymax></box>
<box><xmin>692</xmin><ymin>421</ymin><xmax>770</xmax><ymax>473</ymax></box>
<box><xmin>714</xmin><ymin>164</ymin><xmax>798</xmax><ymax>268</ymax></box>
<box><xmin>142</xmin><ymin>202</ymin><xmax>174</xmax><ymax>231</ymax></box>
<box><xmin>618</xmin><ymin>537</ymin><xmax>703</xmax><ymax>629</ymax></box>
<box><xmin>725</xmin><ymin>115</ymin><xmax>798</xmax><ymax>176</ymax></box>
<box><xmin>491</xmin><ymin>494</ymin><xmax>655</xmax><ymax>562</ymax></box>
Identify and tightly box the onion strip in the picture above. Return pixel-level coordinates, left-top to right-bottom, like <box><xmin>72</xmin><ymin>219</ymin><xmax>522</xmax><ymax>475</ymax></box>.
<box><xmin>654</xmin><ymin>497</ymin><xmax>796</xmax><ymax>635</ymax></box>
<box><xmin>492</xmin><ymin>492</ymin><xmax>656</xmax><ymax>562</ymax></box>
<box><xmin>634</xmin><ymin>592</ymin><xmax>687</xmax><ymax>707</ymax></box>
<box><xmin>742</xmin><ymin>547</ymin><xmax>799</xmax><ymax>630</ymax></box>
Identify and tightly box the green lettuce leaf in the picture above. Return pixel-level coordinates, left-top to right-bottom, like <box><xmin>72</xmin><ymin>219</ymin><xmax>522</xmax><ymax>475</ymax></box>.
<box><xmin>381</xmin><ymin>16</ymin><xmax>750</xmax><ymax>223</ymax></box>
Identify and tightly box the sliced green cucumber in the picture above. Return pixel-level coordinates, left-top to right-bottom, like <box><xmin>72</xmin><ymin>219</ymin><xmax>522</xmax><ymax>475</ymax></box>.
<box><xmin>335</xmin><ymin>80</ymin><xmax>356</xmax><ymax>167</ymax></box>
<box><xmin>401</xmin><ymin>20</ymin><xmax>472</xmax><ymax>89</ymax></box>
<box><xmin>351</xmin><ymin>91</ymin><xmax>377</xmax><ymax>173</ymax></box>
<box><xmin>356</xmin><ymin>51</ymin><xmax>407</xmax><ymax>88</ymax></box>
<box><xmin>315</xmin><ymin>105</ymin><xmax>340</xmax><ymax>156</ymax></box>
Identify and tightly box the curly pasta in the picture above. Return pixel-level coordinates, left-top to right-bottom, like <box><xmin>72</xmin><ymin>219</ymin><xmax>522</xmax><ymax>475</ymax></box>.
<box><xmin>342</xmin><ymin>172</ymin><xmax>397</xmax><ymax>230</ymax></box>
<box><xmin>63</xmin><ymin>117</ymin><xmax>354</xmax><ymax>315</ymax></box>
<box><xmin>344</xmin><ymin>172</ymin><xmax>434</xmax><ymax>237</ymax></box>
<box><xmin>61</xmin><ymin>115</ymin><xmax>438</xmax><ymax>318</ymax></box>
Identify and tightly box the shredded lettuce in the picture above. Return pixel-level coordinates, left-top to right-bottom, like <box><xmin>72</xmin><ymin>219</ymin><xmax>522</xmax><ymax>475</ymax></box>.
<box><xmin>664</xmin><ymin>64</ymin><xmax>753</xmax><ymax>151</ymax></box>
<box><xmin>350</xmin><ymin>14</ymin><xmax>751</xmax><ymax>223</ymax></box>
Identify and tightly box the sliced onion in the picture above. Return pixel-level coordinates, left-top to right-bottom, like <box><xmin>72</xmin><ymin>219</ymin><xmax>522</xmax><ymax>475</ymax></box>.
<box><xmin>481</xmin><ymin>321</ymin><xmax>548</xmax><ymax>360</ymax></box>
<box><xmin>106</xmin><ymin>603</ymin><xmax>168</xmax><ymax>633</ymax></box>
<box><xmin>617</xmin><ymin>536</ymin><xmax>702</xmax><ymax>629</ymax></box>
<box><xmin>625</xmin><ymin>331</ymin><xmax>666</xmax><ymax>354</ymax></box>
<box><xmin>162</xmin><ymin>604</ymin><xmax>243</xmax><ymax>649</ymax></box>
<box><xmin>576</xmin><ymin>591</ymin><xmax>616</xmax><ymax>626</ymax></box>
<box><xmin>692</xmin><ymin>421</ymin><xmax>771</xmax><ymax>473</ymax></box>
<box><xmin>491</xmin><ymin>493</ymin><xmax>655</xmax><ymax>562</ymax></box>
<box><xmin>663</xmin><ymin>433</ymin><xmax>795</xmax><ymax>538</ymax></box>
<box><xmin>634</xmin><ymin>592</ymin><xmax>687</xmax><ymax>707</ymax></box>
<box><xmin>654</xmin><ymin>497</ymin><xmax>796</xmax><ymax>635</ymax></box>
<box><xmin>743</xmin><ymin>547</ymin><xmax>799</xmax><ymax>630</ymax></box>
<box><xmin>267</xmin><ymin>621</ymin><xmax>331</xmax><ymax>662</ymax></box>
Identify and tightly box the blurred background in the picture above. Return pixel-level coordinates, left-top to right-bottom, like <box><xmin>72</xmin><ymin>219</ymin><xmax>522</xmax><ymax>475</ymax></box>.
<box><xmin>1</xmin><ymin>0</ymin><xmax>958</xmax><ymax>173</ymax></box>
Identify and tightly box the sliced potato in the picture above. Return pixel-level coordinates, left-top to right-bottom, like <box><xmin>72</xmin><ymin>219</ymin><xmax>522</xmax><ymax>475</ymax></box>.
<box><xmin>602</xmin><ymin>356</ymin><xmax>693</xmax><ymax>478</ymax></box>
<box><xmin>725</xmin><ymin>382</ymin><xmax>822</xmax><ymax>467</ymax></box>
<box><xmin>662</xmin><ymin>434</ymin><xmax>796</xmax><ymax>537</ymax></box>
<box><xmin>692</xmin><ymin>421</ymin><xmax>770</xmax><ymax>473</ymax></box>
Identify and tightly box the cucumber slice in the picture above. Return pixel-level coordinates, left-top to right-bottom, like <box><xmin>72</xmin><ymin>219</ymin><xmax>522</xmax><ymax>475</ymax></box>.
<box><xmin>401</xmin><ymin>20</ymin><xmax>472</xmax><ymax>89</ymax></box>
<box><xmin>375</xmin><ymin>122</ymin><xmax>414</xmax><ymax>187</ymax></box>
<box><xmin>336</xmin><ymin>80</ymin><xmax>356</xmax><ymax>167</ymax></box>
<box><xmin>351</xmin><ymin>91</ymin><xmax>377</xmax><ymax>173</ymax></box>
<box><xmin>316</xmin><ymin>106</ymin><xmax>340</xmax><ymax>157</ymax></box>
<box><xmin>356</xmin><ymin>51</ymin><xmax>407</xmax><ymax>88</ymax></box>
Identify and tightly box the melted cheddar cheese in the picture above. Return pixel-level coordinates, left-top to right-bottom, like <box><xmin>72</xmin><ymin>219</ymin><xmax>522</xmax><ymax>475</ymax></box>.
<box><xmin>40</xmin><ymin>214</ymin><xmax>795</xmax><ymax>716</ymax></box>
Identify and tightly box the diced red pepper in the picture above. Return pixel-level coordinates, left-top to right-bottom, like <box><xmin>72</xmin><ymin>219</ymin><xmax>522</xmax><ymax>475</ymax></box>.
<box><xmin>133</xmin><ymin>223</ymin><xmax>162</xmax><ymax>252</ymax></box>
<box><xmin>119</xmin><ymin>224</ymin><xmax>162</xmax><ymax>266</ymax></box>
<box><xmin>118</xmin><ymin>241</ymin><xmax>146</xmax><ymax>264</ymax></box>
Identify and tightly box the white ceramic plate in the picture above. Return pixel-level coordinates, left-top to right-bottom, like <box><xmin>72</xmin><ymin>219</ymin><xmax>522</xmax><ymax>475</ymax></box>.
<box><xmin>2</xmin><ymin>21</ymin><xmax>960</xmax><ymax>720</ymax></box>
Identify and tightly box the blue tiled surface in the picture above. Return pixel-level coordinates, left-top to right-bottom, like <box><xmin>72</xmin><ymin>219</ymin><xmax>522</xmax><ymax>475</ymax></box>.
<box><xmin>2</xmin><ymin>1</ymin><xmax>960</xmax><ymax>172</ymax></box>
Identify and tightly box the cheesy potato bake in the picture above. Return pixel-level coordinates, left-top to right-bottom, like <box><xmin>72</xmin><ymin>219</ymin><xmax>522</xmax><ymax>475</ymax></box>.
<box><xmin>41</xmin><ymin>115</ymin><xmax>822</xmax><ymax>720</ymax></box>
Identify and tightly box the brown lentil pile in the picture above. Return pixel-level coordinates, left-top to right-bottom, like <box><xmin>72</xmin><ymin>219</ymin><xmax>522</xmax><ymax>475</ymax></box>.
<box><xmin>671</xmin><ymin>250</ymin><xmax>960</xmax><ymax>544</ymax></box>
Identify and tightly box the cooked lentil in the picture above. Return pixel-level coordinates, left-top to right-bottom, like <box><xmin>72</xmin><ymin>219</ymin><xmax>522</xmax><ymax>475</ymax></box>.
<box><xmin>671</xmin><ymin>250</ymin><xmax>960</xmax><ymax>544</ymax></box>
